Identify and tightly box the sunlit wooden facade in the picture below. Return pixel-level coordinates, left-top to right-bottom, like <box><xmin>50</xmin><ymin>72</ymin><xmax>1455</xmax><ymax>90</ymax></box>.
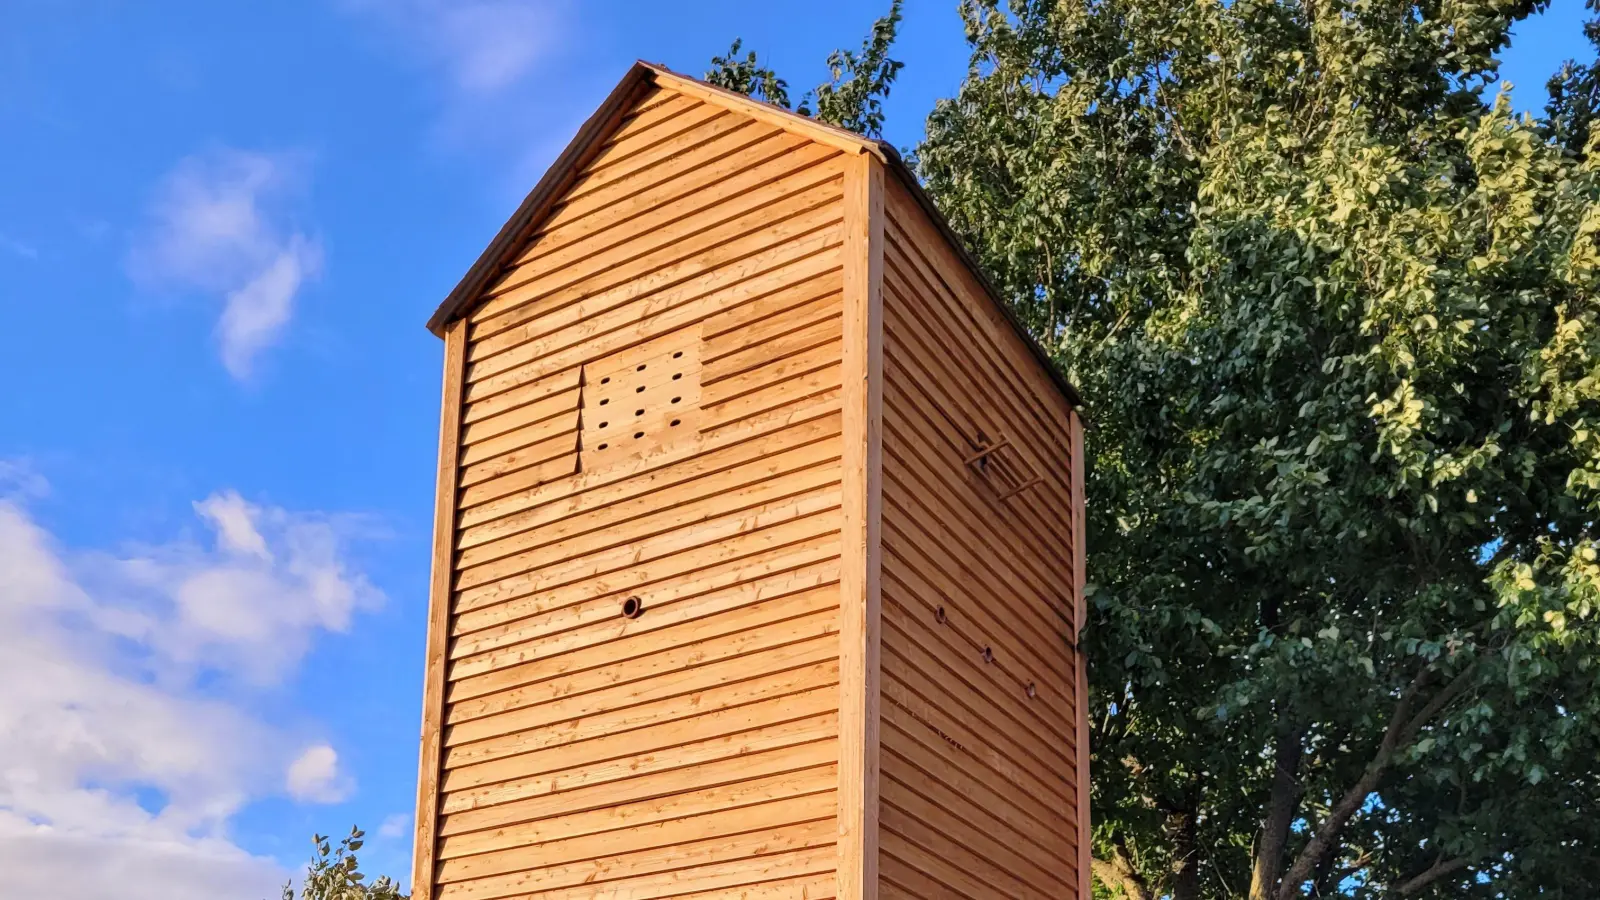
<box><xmin>412</xmin><ymin>61</ymin><xmax>1088</xmax><ymax>900</ymax></box>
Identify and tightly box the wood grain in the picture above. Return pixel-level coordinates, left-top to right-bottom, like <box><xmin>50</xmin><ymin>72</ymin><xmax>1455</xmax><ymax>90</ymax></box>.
<box><xmin>873</xmin><ymin>172</ymin><xmax>1081</xmax><ymax>897</ymax></box>
<box><xmin>417</xmin><ymin>81</ymin><xmax>849</xmax><ymax>900</ymax></box>
<box><xmin>412</xmin><ymin>318</ymin><xmax>467</xmax><ymax>899</ymax></box>
<box><xmin>837</xmin><ymin>152</ymin><xmax>884</xmax><ymax>900</ymax></box>
<box><xmin>416</xmin><ymin>66</ymin><xmax>1087</xmax><ymax>900</ymax></box>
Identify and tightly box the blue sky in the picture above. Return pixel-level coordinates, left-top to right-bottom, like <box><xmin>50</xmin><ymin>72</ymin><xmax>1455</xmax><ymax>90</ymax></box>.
<box><xmin>0</xmin><ymin>1</ymin><xmax>1590</xmax><ymax>896</ymax></box>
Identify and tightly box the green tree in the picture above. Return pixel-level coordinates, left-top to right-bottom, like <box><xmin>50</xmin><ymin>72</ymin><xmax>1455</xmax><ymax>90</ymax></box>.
<box><xmin>705</xmin><ymin>0</ymin><xmax>903</xmax><ymax>137</ymax></box>
<box><xmin>705</xmin><ymin>38</ymin><xmax>794</xmax><ymax>110</ymax></box>
<box><xmin>1548</xmin><ymin>0</ymin><xmax>1600</xmax><ymax>155</ymax></box>
<box><xmin>279</xmin><ymin>827</ymin><xmax>407</xmax><ymax>900</ymax></box>
<box><xmin>718</xmin><ymin>1</ymin><xmax>1600</xmax><ymax>897</ymax></box>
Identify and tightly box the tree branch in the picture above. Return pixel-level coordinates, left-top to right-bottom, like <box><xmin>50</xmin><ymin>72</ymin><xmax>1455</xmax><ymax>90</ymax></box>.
<box><xmin>1092</xmin><ymin>840</ymin><xmax>1155</xmax><ymax>900</ymax></box>
<box><xmin>1397</xmin><ymin>665</ymin><xmax>1476</xmax><ymax>749</ymax></box>
<box><xmin>1250</xmin><ymin>725</ymin><xmax>1306</xmax><ymax>900</ymax></box>
<box><xmin>1396</xmin><ymin>856</ymin><xmax>1470</xmax><ymax>895</ymax></box>
<box><xmin>1323</xmin><ymin>852</ymin><xmax>1374</xmax><ymax>895</ymax></box>
<box><xmin>1274</xmin><ymin>664</ymin><xmax>1475</xmax><ymax>900</ymax></box>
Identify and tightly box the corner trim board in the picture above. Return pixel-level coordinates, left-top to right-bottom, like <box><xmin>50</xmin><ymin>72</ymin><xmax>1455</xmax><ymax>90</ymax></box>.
<box><xmin>1071</xmin><ymin>408</ymin><xmax>1092</xmax><ymax>899</ymax></box>
<box><xmin>837</xmin><ymin>152</ymin><xmax>884</xmax><ymax>900</ymax></box>
<box><xmin>411</xmin><ymin>318</ymin><xmax>467</xmax><ymax>899</ymax></box>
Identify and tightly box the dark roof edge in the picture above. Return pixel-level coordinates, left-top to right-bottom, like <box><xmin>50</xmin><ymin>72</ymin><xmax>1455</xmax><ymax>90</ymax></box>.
<box><xmin>424</xmin><ymin>63</ymin><xmax>655</xmax><ymax>336</ymax></box>
<box><xmin>425</xmin><ymin>62</ymin><xmax>1082</xmax><ymax>410</ymax></box>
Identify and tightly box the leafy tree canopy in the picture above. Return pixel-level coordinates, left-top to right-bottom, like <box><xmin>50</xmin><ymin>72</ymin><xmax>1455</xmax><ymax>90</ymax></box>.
<box><xmin>705</xmin><ymin>0</ymin><xmax>903</xmax><ymax>137</ymax></box>
<box><xmin>716</xmin><ymin>0</ymin><xmax>1600</xmax><ymax>897</ymax></box>
<box><xmin>278</xmin><ymin>827</ymin><xmax>407</xmax><ymax>900</ymax></box>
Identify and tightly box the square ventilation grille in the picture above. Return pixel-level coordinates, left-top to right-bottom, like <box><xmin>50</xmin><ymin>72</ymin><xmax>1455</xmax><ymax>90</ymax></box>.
<box><xmin>580</xmin><ymin>332</ymin><xmax>702</xmax><ymax>470</ymax></box>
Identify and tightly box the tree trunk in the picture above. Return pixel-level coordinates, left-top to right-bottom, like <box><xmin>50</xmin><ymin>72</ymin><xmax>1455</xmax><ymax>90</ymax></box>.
<box><xmin>1168</xmin><ymin>809</ymin><xmax>1202</xmax><ymax>900</ymax></box>
<box><xmin>1250</xmin><ymin>726</ymin><xmax>1306</xmax><ymax>900</ymax></box>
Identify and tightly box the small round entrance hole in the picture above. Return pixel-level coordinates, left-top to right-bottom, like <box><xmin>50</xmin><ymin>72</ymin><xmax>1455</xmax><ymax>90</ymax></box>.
<box><xmin>621</xmin><ymin>596</ymin><xmax>645</xmax><ymax>619</ymax></box>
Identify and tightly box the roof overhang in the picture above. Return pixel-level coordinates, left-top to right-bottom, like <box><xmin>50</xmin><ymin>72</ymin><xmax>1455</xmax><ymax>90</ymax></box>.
<box><xmin>426</xmin><ymin>61</ymin><xmax>1081</xmax><ymax>409</ymax></box>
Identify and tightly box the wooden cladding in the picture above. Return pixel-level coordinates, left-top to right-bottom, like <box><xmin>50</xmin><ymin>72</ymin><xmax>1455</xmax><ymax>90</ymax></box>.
<box><xmin>417</xmin><ymin>65</ymin><xmax>1085</xmax><ymax>900</ymax></box>
<box><xmin>877</xmin><ymin>175</ymin><xmax>1083</xmax><ymax>900</ymax></box>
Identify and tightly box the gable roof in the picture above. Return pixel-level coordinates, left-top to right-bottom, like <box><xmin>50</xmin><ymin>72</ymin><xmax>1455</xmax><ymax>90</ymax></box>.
<box><xmin>427</xmin><ymin>61</ymin><xmax>1081</xmax><ymax>409</ymax></box>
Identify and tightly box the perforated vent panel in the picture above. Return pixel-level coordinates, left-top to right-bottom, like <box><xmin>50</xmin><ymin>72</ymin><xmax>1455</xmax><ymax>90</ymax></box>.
<box><xmin>580</xmin><ymin>331</ymin><xmax>702</xmax><ymax>471</ymax></box>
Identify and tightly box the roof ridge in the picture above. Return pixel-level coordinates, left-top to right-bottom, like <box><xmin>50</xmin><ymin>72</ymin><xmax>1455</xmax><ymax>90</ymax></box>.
<box><xmin>424</xmin><ymin>61</ymin><xmax>1081</xmax><ymax>409</ymax></box>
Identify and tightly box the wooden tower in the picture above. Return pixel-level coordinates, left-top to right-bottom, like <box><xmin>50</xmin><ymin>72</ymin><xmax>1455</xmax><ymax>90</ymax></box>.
<box><xmin>413</xmin><ymin>62</ymin><xmax>1089</xmax><ymax>900</ymax></box>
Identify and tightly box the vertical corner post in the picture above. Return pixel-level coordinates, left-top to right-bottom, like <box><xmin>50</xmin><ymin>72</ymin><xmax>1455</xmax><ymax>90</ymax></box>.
<box><xmin>1070</xmin><ymin>408</ymin><xmax>1092</xmax><ymax>898</ymax></box>
<box><xmin>838</xmin><ymin>150</ymin><xmax>885</xmax><ymax>900</ymax></box>
<box><xmin>412</xmin><ymin>318</ymin><xmax>467</xmax><ymax>899</ymax></box>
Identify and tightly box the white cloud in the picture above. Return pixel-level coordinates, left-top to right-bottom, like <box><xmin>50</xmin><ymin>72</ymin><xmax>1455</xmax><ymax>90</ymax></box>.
<box><xmin>376</xmin><ymin>811</ymin><xmax>416</xmax><ymax>895</ymax></box>
<box><xmin>340</xmin><ymin>0</ymin><xmax>586</xmax><ymax>195</ymax></box>
<box><xmin>0</xmin><ymin>458</ymin><xmax>49</xmax><ymax>500</ymax></box>
<box><xmin>216</xmin><ymin>234</ymin><xmax>319</xmax><ymax>378</ymax></box>
<box><xmin>81</xmin><ymin>490</ymin><xmax>382</xmax><ymax>686</ymax></box>
<box><xmin>196</xmin><ymin>491</ymin><xmax>272</xmax><ymax>560</ymax></box>
<box><xmin>0</xmin><ymin>822</ymin><xmax>285</xmax><ymax>900</ymax></box>
<box><xmin>342</xmin><ymin>0</ymin><xmax>569</xmax><ymax>94</ymax></box>
<box><xmin>377</xmin><ymin>812</ymin><xmax>411</xmax><ymax>840</ymax></box>
<box><xmin>286</xmin><ymin>744</ymin><xmax>351</xmax><ymax>804</ymax></box>
<box><xmin>129</xmin><ymin>148</ymin><xmax>322</xmax><ymax>380</ymax></box>
<box><xmin>0</xmin><ymin>485</ymin><xmax>384</xmax><ymax>899</ymax></box>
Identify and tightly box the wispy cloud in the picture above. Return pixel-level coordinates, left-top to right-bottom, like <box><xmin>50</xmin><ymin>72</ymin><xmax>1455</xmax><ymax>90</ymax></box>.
<box><xmin>128</xmin><ymin>148</ymin><xmax>322</xmax><ymax>380</ymax></box>
<box><xmin>341</xmin><ymin>0</ymin><xmax>569</xmax><ymax>94</ymax></box>
<box><xmin>0</xmin><ymin>458</ymin><xmax>50</xmax><ymax>501</ymax></box>
<box><xmin>0</xmin><ymin>480</ymin><xmax>383</xmax><ymax>899</ymax></box>
<box><xmin>85</xmin><ymin>489</ymin><xmax>383</xmax><ymax>686</ymax></box>
<box><xmin>377</xmin><ymin>812</ymin><xmax>412</xmax><ymax>840</ymax></box>
<box><xmin>340</xmin><ymin>0</ymin><xmax>588</xmax><ymax>195</ymax></box>
<box><xmin>0</xmin><ymin>233</ymin><xmax>39</xmax><ymax>260</ymax></box>
<box><xmin>286</xmin><ymin>744</ymin><xmax>352</xmax><ymax>804</ymax></box>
